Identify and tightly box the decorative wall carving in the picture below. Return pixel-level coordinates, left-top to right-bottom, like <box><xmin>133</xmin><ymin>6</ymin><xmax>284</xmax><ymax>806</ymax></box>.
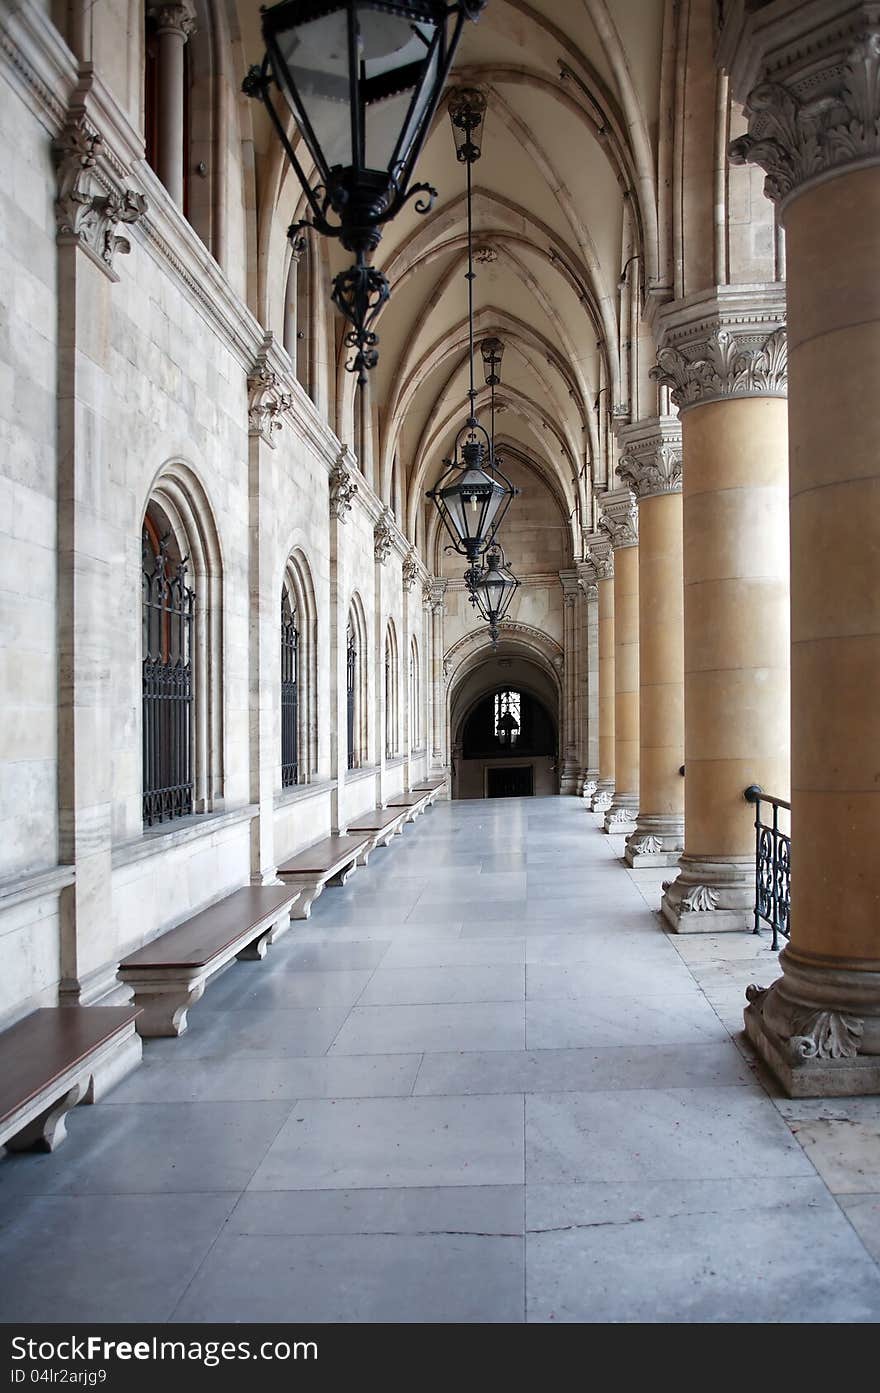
<box><xmin>402</xmin><ymin>554</ymin><xmax>419</xmax><ymax>592</ymax></box>
<box><xmin>728</xmin><ymin>30</ymin><xmax>880</xmax><ymax>206</ymax></box>
<box><xmin>247</xmin><ymin>363</ymin><xmax>293</xmax><ymax>441</ymax></box>
<box><xmin>651</xmin><ymin>326</ymin><xmax>787</xmax><ymax>411</ymax></box>
<box><xmin>54</xmin><ymin>120</ymin><xmax>147</xmax><ymax>276</ymax></box>
<box><xmin>374</xmin><ymin>510</ymin><xmax>395</xmax><ymax>565</ymax></box>
<box><xmin>330</xmin><ymin>449</ymin><xmax>358</xmax><ymax>522</ymax></box>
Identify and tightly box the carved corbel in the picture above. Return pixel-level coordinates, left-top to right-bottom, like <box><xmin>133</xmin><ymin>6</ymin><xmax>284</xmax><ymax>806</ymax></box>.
<box><xmin>54</xmin><ymin>119</ymin><xmax>147</xmax><ymax>278</ymax></box>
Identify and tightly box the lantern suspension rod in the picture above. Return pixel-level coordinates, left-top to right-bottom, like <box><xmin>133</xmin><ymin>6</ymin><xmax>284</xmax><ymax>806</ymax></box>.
<box><xmin>466</xmin><ymin>152</ymin><xmax>476</xmax><ymax>424</ymax></box>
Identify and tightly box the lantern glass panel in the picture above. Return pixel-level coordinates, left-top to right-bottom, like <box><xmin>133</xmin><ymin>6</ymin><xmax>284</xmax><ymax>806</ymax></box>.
<box><xmin>275</xmin><ymin>11</ymin><xmax>352</xmax><ymax>172</ymax></box>
<box><xmin>362</xmin><ymin>14</ymin><xmax>440</xmax><ymax>173</ymax></box>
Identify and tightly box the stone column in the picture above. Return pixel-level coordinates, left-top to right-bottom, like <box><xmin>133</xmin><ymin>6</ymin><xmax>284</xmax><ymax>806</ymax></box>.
<box><xmin>599</xmin><ymin>490</ymin><xmax>640</xmax><ymax>835</ymax></box>
<box><xmin>329</xmin><ymin>448</ymin><xmax>359</xmax><ymax>833</ymax></box>
<box><xmin>429</xmin><ymin>579</ymin><xmax>447</xmax><ymax>771</ymax></box>
<box><xmin>618</xmin><ymin>418</ymin><xmax>685</xmax><ymax>867</ymax></box>
<box><xmin>401</xmin><ymin>554</ymin><xmax>418</xmax><ymax>790</ymax></box>
<box><xmin>651</xmin><ymin>285</ymin><xmax>790</xmax><ymax>931</ymax></box>
<box><xmin>559</xmin><ymin>572</ymin><xmax>580</xmax><ymax>793</ymax></box>
<box><xmin>149</xmin><ymin>3</ymin><xmax>196</xmax><ymax>208</ymax></box>
<box><xmin>719</xmin><ymin>0</ymin><xmax>880</xmax><ymax>1093</ymax></box>
<box><xmin>588</xmin><ymin>533</ymin><xmax>615</xmax><ymax>812</ymax></box>
<box><xmin>576</xmin><ymin>558</ymin><xmax>600</xmax><ymax>800</ymax></box>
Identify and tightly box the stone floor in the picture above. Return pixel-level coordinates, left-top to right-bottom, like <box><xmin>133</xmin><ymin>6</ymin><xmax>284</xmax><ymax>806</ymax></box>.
<box><xmin>1</xmin><ymin>795</ymin><xmax>880</xmax><ymax>1323</ymax></box>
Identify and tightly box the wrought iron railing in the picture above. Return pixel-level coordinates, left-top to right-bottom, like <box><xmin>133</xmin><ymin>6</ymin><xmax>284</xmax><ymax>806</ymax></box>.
<box><xmin>744</xmin><ymin>785</ymin><xmax>791</xmax><ymax>949</ymax></box>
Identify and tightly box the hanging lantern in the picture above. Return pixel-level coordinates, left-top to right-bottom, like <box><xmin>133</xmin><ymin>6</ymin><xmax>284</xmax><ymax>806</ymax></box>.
<box><xmin>470</xmin><ymin>545</ymin><xmax>519</xmax><ymax>632</ymax></box>
<box><xmin>428</xmin><ymin>432</ymin><xmax>515</xmax><ymax>561</ymax></box>
<box><xmin>480</xmin><ymin>336</ymin><xmax>504</xmax><ymax>386</ymax></box>
<box><xmin>243</xmin><ymin>1</ymin><xmax>487</xmax><ymax>383</ymax></box>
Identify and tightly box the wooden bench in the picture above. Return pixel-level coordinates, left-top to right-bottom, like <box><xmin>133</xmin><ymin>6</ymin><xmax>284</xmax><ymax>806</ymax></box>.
<box><xmin>386</xmin><ymin>790</ymin><xmax>432</xmax><ymax>824</ymax></box>
<box><xmin>346</xmin><ymin>807</ymin><xmax>407</xmax><ymax>866</ymax></box>
<box><xmin>117</xmin><ymin>884</ymin><xmax>299</xmax><ymax>1037</ymax></box>
<box><xmin>411</xmin><ymin>777</ymin><xmax>447</xmax><ymax>807</ymax></box>
<box><xmin>0</xmin><ymin>1007</ymin><xmax>142</xmax><ymax>1153</ymax></box>
<box><xmin>277</xmin><ymin>833</ymin><xmax>369</xmax><ymax>920</ymax></box>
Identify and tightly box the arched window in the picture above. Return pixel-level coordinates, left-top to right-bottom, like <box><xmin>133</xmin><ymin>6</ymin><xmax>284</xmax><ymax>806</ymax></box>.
<box><xmin>281</xmin><ymin>591</ymin><xmax>298</xmax><ymax>787</ymax></box>
<box><xmin>384</xmin><ymin>621</ymin><xmax>399</xmax><ymax>759</ymax></box>
<box><xmin>495</xmin><ymin>689</ymin><xmax>521</xmax><ymax>747</ymax></box>
<box><xmin>141</xmin><ymin>467</ymin><xmax>222</xmax><ymax>829</ymax></box>
<box><xmin>346</xmin><ymin>618</ymin><xmax>357</xmax><ymax>770</ymax></box>
<box><xmin>409</xmin><ymin>635</ymin><xmax>420</xmax><ymax>751</ymax></box>
<box><xmin>142</xmin><ymin>514</ymin><xmax>195</xmax><ymax>825</ymax></box>
<box><xmin>346</xmin><ymin>595</ymin><xmax>368</xmax><ymax>770</ymax></box>
<box><xmin>280</xmin><ymin>549</ymin><xmax>317</xmax><ymax>786</ymax></box>
<box><xmin>283</xmin><ymin>233</ymin><xmax>313</xmax><ymax>396</ymax></box>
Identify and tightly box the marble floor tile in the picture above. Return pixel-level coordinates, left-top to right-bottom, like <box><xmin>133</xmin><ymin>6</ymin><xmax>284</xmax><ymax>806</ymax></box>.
<box><xmin>784</xmin><ymin>1119</ymin><xmax>880</xmax><ymax>1194</ymax></box>
<box><xmin>359</xmin><ymin>964</ymin><xmax>525</xmax><ymax>1006</ymax></box>
<box><xmin>526</xmin><ymin>1086</ymin><xmax>814</xmax><ymax>1184</ymax></box>
<box><xmin>526</xmin><ymin>993</ymin><xmax>728</xmax><ymax>1050</ymax></box>
<box><xmin>105</xmin><ymin>1054</ymin><xmax>422</xmax><ymax>1104</ymax></box>
<box><xmin>329</xmin><ymin>1001</ymin><xmax>525</xmax><ymax>1054</ymax></box>
<box><xmin>247</xmin><ymin>1095</ymin><xmax>524</xmax><ymax>1190</ymax></box>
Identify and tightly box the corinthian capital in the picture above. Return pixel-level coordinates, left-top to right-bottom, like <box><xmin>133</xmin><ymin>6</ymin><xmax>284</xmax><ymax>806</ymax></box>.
<box><xmin>149</xmin><ymin>2</ymin><xmax>197</xmax><ymax>38</ymax></box>
<box><xmin>651</xmin><ymin>285</ymin><xmax>787</xmax><ymax>413</ymax></box>
<box><xmin>599</xmin><ymin>487</ymin><xmax>638</xmax><ymax>550</ymax></box>
<box><xmin>718</xmin><ymin>3</ymin><xmax>880</xmax><ymax>208</ymax></box>
<box><xmin>616</xmin><ymin>416</ymin><xmax>683</xmax><ymax>499</ymax></box>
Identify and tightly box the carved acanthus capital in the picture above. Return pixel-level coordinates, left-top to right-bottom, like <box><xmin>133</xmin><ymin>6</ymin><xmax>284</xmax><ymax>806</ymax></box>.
<box><xmin>599</xmin><ymin>489</ymin><xmax>638</xmax><ymax>550</ymax></box>
<box><xmin>148</xmin><ymin>2</ymin><xmax>197</xmax><ymax>39</ymax></box>
<box><xmin>652</xmin><ymin>327</ymin><xmax>787</xmax><ymax>412</ymax></box>
<box><xmin>588</xmin><ymin>534</ymin><xmax>615</xmax><ymax>580</ymax></box>
<box><xmin>54</xmin><ymin>119</ymin><xmax>147</xmax><ymax>277</ymax></box>
<box><xmin>402</xmin><ymin>554</ymin><xmax>419</xmax><ymax>593</ymax></box>
<box><xmin>374</xmin><ymin>509</ymin><xmax>395</xmax><ymax>565</ymax></box>
<box><xmin>719</xmin><ymin>5</ymin><xmax>880</xmax><ymax>208</ymax></box>
<box><xmin>247</xmin><ymin>363</ymin><xmax>293</xmax><ymax>442</ymax></box>
<box><xmin>618</xmin><ymin>443</ymin><xmax>683</xmax><ymax>500</ymax></box>
<box><xmin>576</xmin><ymin>559</ymin><xmax>599</xmax><ymax>601</ymax></box>
<box><xmin>330</xmin><ymin>448</ymin><xmax>358</xmax><ymax>522</ymax></box>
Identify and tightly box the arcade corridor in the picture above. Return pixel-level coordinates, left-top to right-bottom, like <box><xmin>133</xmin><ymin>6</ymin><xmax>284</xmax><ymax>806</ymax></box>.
<box><xmin>1</xmin><ymin>799</ymin><xmax>878</xmax><ymax>1323</ymax></box>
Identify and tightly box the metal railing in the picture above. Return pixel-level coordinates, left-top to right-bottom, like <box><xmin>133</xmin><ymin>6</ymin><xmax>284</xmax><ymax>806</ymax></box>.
<box><xmin>744</xmin><ymin>785</ymin><xmax>791</xmax><ymax>950</ymax></box>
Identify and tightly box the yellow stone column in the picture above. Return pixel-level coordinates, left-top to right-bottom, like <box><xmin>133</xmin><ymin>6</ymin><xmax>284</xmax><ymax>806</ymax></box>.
<box><xmin>599</xmin><ymin>490</ymin><xmax>640</xmax><ymax>835</ymax></box>
<box><xmin>585</xmin><ymin>533</ymin><xmax>615</xmax><ymax>813</ymax></box>
<box><xmin>652</xmin><ymin>286</ymin><xmax>790</xmax><ymax>931</ymax></box>
<box><xmin>576</xmin><ymin>559</ymin><xmax>600</xmax><ymax>803</ymax></box>
<box><xmin>721</xmin><ymin>0</ymin><xmax>880</xmax><ymax>1092</ymax></box>
<box><xmin>618</xmin><ymin>418</ymin><xmax>685</xmax><ymax>867</ymax></box>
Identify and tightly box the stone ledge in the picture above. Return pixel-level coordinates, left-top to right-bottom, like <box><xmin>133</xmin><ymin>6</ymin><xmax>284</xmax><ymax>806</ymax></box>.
<box><xmin>273</xmin><ymin>779</ymin><xmax>337</xmax><ymax>811</ymax></box>
<box><xmin>0</xmin><ymin>863</ymin><xmax>75</xmax><ymax>913</ymax></box>
<box><xmin>345</xmin><ymin>764</ymin><xmax>380</xmax><ymax>786</ymax></box>
<box><xmin>111</xmin><ymin>805</ymin><xmax>258</xmax><ymax>870</ymax></box>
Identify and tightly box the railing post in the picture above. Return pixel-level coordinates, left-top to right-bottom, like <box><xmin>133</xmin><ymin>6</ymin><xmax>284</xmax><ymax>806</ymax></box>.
<box><xmin>744</xmin><ymin>785</ymin><xmax>762</xmax><ymax>936</ymax></box>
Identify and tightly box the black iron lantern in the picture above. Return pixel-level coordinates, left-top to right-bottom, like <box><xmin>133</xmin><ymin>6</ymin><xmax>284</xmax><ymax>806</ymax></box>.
<box><xmin>244</xmin><ymin>1</ymin><xmax>487</xmax><ymax>383</ymax></box>
<box><xmin>470</xmin><ymin>545</ymin><xmax>519</xmax><ymax>638</ymax></box>
<box><xmin>480</xmin><ymin>335</ymin><xmax>503</xmax><ymax>386</ymax></box>
<box><xmin>428</xmin><ymin>432</ymin><xmax>515</xmax><ymax>561</ymax></box>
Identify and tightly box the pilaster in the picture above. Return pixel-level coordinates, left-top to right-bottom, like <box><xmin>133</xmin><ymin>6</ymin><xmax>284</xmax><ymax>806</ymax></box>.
<box><xmin>598</xmin><ymin>490</ymin><xmax>639</xmax><ymax>835</ymax></box>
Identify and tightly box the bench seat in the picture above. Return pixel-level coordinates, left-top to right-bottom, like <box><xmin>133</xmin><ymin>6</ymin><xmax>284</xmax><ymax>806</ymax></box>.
<box><xmin>117</xmin><ymin>884</ymin><xmax>299</xmax><ymax>1037</ymax></box>
<box><xmin>0</xmin><ymin>1007</ymin><xmax>142</xmax><ymax>1153</ymax></box>
<box><xmin>277</xmin><ymin>834</ymin><xmax>369</xmax><ymax>919</ymax></box>
<box><xmin>411</xmin><ymin>778</ymin><xmax>447</xmax><ymax>806</ymax></box>
<box><xmin>386</xmin><ymin>791</ymin><xmax>432</xmax><ymax>823</ymax></box>
<box><xmin>346</xmin><ymin>807</ymin><xmax>407</xmax><ymax>866</ymax></box>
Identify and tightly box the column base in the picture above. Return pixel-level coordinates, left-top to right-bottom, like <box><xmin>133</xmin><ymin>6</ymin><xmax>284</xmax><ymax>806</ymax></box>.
<box><xmin>603</xmin><ymin>793</ymin><xmax>638</xmax><ymax>836</ymax></box>
<box><xmin>744</xmin><ymin>947</ymin><xmax>880</xmax><ymax>1097</ymax></box>
<box><xmin>559</xmin><ymin>760</ymin><xmax>580</xmax><ymax>795</ymax></box>
<box><xmin>59</xmin><ymin>960</ymin><xmax>134</xmax><ymax>1008</ymax></box>
<box><xmin>591</xmin><ymin>780</ymin><xmax>614</xmax><ymax>813</ymax></box>
<box><xmin>660</xmin><ymin>855</ymin><xmax>755</xmax><ymax>933</ymax></box>
<box><xmin>624</xmin><ymin>815</ymin><xmax>684</xmax><ymax>868</ymax></box>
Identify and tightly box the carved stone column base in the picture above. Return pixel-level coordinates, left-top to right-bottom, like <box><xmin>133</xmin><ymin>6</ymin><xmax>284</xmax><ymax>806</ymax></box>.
<box><xmin>603</xmin><ymin>793</ymin><xmax>639</xmax><ymax>836</ymax></box>
<box><xmin>624</xmin><ymin>815</ymin><xmax>684</xmax><ymax>868</ymax></box>
<box><xmin>744</xmin><ymin>948</ymin><xmax>880</xmax><ymax>1097</ymax></box>
<box><xmin>591</xmin><ymin>779</ymin><xmax>615</xmax><ymax>813</ymax></box>
<box><xmin>580</xmin><ymin>771</ymin><xmax>599</xmax><ymax>804</ymax></box>
<box><xmin>661</xmin><ymin>855</ymin><xmax>755</xmax><ymax>933</ymax></box>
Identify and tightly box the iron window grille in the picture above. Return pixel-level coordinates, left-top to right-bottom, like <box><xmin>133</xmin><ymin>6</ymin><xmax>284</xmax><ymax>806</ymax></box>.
<box><xmin>281</xmin><ymin>596</ymin><xmax>299</xmax><ymax>787</ymax></box>
<box><xmin>142</xmin><ymin>530</ymin><xmax>195</xmax><ymax>827</ymax></box>
<box><xmin>347</xmin><ymin>623</ymin><xmax>357</xmax><ymax>769</ymax></box>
